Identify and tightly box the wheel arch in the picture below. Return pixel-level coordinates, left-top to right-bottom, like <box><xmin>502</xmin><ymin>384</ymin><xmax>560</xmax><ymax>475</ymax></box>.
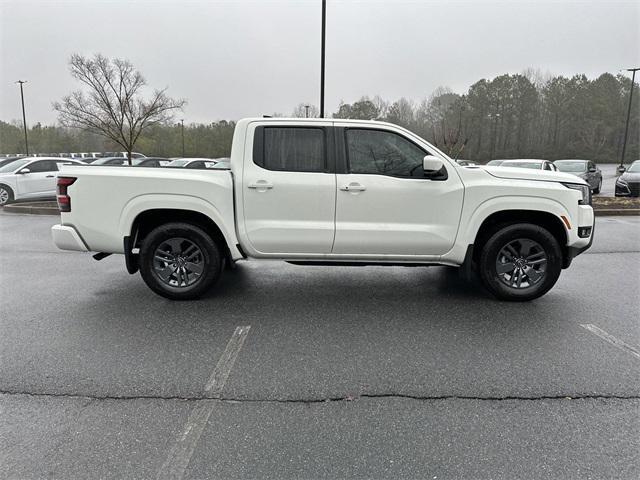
<box><xmin>125</xmin><ymin>207</ymin><xmax>236</xmax><ymax>274</ymax></box>
<box><xmin>472</xmin><ymin>209</ymin><xmax>569</xmax><ymax>267</ymax></box>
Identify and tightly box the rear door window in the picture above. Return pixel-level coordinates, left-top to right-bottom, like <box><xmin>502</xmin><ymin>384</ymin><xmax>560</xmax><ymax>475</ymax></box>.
<box><xmin>255</xmin><ymin>127</ymin><xmax>326</xmax><ymax>172</ymax></box>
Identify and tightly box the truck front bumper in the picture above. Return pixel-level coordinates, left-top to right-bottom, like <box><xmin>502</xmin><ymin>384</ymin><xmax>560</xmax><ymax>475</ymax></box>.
<box><xmin>51</xmin><ymin>224</ymin><xmax>89</xmax><ymax>252</ymax></box>
<box><xmin>563</xmin><ymin>206</ymin><xmax>595</xmax><ymax>268</ymax></box>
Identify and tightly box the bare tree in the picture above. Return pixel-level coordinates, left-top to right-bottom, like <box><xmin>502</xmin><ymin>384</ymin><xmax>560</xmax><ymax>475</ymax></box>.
<box><xmin>54</xmin><ymin>54</ymin><xmax>185</xmax><ymax>164</ymax></box>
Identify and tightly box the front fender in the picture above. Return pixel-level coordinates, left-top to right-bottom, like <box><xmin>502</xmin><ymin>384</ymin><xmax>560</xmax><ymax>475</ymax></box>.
<box><xmin>461</xmin><ymin>195</ymin><xmax>571</xmax><ymax>245</ymax></box>
<box><xmin>441</xmin><ymin>195</ymin><xmax>572</xmax><ymax>265</ymax></box>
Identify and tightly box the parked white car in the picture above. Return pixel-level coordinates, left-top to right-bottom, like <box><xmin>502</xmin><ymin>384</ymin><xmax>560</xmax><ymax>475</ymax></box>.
<box><xmin>52</xmin><ymin>118</ymin><xmax>594</xmax><ymax>302</ymax></box>
<box><xmin>0</xmin><ymin>157</ymin><xmax>85</xmax><ymax>205</ymax></box>
<box><xmin>166</xmin><ymin>158</ymin><xmax>221</xmax><ymax>168</ymax></box>
<box><xmin>499</xmin><ymin>159</ymin><xmax>558</xmax><ymax>171</ymax></box>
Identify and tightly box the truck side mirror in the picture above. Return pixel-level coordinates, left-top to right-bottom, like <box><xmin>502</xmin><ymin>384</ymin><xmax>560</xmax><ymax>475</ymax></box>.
<box><xmin>18</xmin><ymin>168</ymin><xmax>31</xmax><ymax>174</ymax></box>
<box><xmin>588</xmin><ymin>166</ymin><xmax>596</xmax><ymax>173</ymax></box>
<box><xmin>423</xmin><ymin>155</ymin><xmax>448</xmax><ymax>181</ymax></box>
<box><xmin>423</xmin><ymin>155</ymin><xmax>444</xmax><ymax>172</ymax></box>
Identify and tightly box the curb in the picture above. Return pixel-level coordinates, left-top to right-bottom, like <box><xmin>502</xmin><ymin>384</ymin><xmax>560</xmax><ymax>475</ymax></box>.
<box><xmin>594</xmin><ymin>209</ymin><xmax>640</xmax><ymax>216</ymax></box>
<box><xmin>2</xmin><ymin>204</ymin><xmax>59</xmax><ymax>215</ymax></box>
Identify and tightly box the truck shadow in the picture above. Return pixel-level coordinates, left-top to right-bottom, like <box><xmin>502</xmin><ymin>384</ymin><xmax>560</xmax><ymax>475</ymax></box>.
<box><xmin>206</xmin><ymin>263</ymin><xmax>488</xmax><ymax>301</ymax></box>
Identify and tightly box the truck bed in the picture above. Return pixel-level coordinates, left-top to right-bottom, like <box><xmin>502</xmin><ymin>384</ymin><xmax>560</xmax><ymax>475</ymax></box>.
<box><xmin>56</xmin><ymin>165</ymin><xmax>237</xmax><ymax>254</ymax></box>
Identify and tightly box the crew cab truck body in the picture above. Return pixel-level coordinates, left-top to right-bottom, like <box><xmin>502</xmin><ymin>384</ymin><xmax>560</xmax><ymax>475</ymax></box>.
<box><xmin>52</xmin><ymin>118</ymin><xmax>594</xmax><ymax>301</ymax></box>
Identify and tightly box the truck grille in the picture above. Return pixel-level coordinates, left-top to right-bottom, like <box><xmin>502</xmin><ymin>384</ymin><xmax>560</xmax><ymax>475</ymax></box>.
<box><xmin>629</xmin><ymin>181</ymin><xmax>640</xmax><ymax>197</ymax></box>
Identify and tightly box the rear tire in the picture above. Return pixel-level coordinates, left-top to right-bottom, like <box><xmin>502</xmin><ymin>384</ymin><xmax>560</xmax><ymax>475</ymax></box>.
<box><xmin>0</xmin><ymin>184</ymin><xmax>14</xmax><ymax>205</ymax></box>
<box><xmin>139</xmin><ymin>222</ymin><xmax>222</xmax><ymax>300</ymax></box>
<box><xmin>478</xmin><ymin>223</ymin><xmax>562</xmax><ymax>301</ymax></box>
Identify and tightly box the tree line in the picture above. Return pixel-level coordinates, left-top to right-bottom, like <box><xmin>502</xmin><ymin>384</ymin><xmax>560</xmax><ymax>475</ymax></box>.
<box><xmin>1</xmin><ymin>71</ymin><xmax>638</xmax><ymax>163</ymax></box>
<box><xmin>330</xmin><ymin>71</ymin><xmax>639</xmax><ymax>163</ymax></box>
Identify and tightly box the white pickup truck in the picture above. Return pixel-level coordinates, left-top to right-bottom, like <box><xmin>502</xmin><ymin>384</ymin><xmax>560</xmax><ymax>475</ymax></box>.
<box><xmin>52</xmin><ymin>118</ymin><xmax>594</xmax><ymax>301</ymax></box>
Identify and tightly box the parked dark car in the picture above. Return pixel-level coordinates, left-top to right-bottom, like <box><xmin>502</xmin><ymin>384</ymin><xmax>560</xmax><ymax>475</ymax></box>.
<box><xmin>554</xmin><ymin>159</ymin><xmax>602</xmax><ymax>193</ymax></box>
<box><xmin>615</xmin><ymin>160</ymin><xmax>640</xmax><ymax>197</ymax></box>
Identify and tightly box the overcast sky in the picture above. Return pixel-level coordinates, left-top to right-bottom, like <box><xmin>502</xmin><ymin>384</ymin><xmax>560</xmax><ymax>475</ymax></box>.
<box><xmin>1</xmin><ymin>0</ymin><xmax>638</xmax><ymax>125</ymax></box>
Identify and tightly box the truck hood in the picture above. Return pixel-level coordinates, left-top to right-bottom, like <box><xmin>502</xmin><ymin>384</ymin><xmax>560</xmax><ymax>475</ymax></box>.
<box><xmin>480</xmin><ymin>166</ymin><xmax>588</xmax><ymax>185</ymax></box>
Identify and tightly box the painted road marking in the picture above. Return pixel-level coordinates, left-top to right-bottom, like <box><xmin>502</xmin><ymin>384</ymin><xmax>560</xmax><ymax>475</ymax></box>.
<box><xmin>205</xmin><ymin>325</ymin><xmax>252</xmax><ymax>394</ymax></box>
<box><xmin>157</xmin><ymin>325</ymin><xmax>251</xmax><ymax>480</ymax></box>
<box><xmin>580</xmin><ymin>324</ymin><xmax>640</xmax><ymax>360</ymax></box>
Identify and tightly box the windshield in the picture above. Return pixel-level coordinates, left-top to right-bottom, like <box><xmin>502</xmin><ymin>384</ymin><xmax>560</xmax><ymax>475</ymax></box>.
<box><xmin>555</xmin><ymin>161</ymin><xmax>587</xmax><ymax>173</ymax></box>
<box><xmin>501</xmin><ymin>161</ymin><xmax>542</xmax><ymax>170</ymax></box>
<box><xmin>0</xmin><ymin>158</ymin><xmax>31</xmax><ymax>173</ymax></box>
<box><xmin>627</xmin><ymin>161</ymin><xmax>640</xmax><ymax>173</ymax></box>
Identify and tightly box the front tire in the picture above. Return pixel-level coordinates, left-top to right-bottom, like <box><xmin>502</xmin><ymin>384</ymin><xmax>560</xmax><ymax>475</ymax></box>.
<box><xmin>478</xmin><ymin>223</ymin><xmax>562</xmax><ymax>301</ymax></box>
<box><xmin>139</xmin><ymin>222</ymin><xmax>222</xmax><ymax>300</ymax></box>
<box><xmin>593</xmin><ymin>179</ymin><xmax>602</xmax><ymax>194</ymax></box>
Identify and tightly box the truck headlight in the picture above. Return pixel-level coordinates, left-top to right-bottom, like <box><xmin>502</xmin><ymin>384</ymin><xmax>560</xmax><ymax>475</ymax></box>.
<box><xmin>616</xmin><ymin>177</ymin><xmax>628</xmax><ymax>187</ymax></box>
<box><xmin>562</xmin><ymin>182</ymin><xmax>591</xmax><ymax>205</ymax></box>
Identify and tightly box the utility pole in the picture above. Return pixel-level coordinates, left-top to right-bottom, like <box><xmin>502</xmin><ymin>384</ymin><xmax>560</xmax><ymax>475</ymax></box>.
<box><xmin>320</xmin><ymin>0</ymin><xmax>326</xmax><ymax>118</ymax></box>
<box><xmin>304</xmin><ymin>105</ymin><xmax>310</xmax><ymax>118</ymax></box>
<box><xmin>488</xmin><ymin>112</ymin><xmax>500</xmax><ymax>160</ymax></box>
<box><xmin>16</xmin><ymin>80</ymin><xmax>29</xmax><ymax>155</ymax></box>
<box><xmin>620</xmin><ymin>67</ymin><xmax>639</xmax><ymax>173</ymax></box>
<box><xmin>180</xmin><ymin>119</ymin><xmax>185</xmax><ymax>157</ymax></box>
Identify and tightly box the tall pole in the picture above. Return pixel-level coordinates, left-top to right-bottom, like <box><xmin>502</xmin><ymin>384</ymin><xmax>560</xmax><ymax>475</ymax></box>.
<box><xmin>16</xmin><ymin>80</ymin><xmax>29</xmax><ymax>155</ymax></box>
<box><xmin>320</xmin><ymin>0</ymin><xmax>326</xmax><ymax>118</ymax></box>
<box><xmin>620</xmin><ymin>67</ymin><xmax>639</xmax><ymax>171</ymax></box>
<box><xmin>180</xmin><ymin>119</ymin><xmax>185</xmax><ymax>157</ymax></box>
<box><xmin>488</xmin><ymin>113</ymin><xmax>500</xmax><ymax>160</ymax></box>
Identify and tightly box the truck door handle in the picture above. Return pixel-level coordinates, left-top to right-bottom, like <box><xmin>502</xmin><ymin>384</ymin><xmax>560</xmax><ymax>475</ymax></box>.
<box><xmin>248</xmin><ymin>181</ymin><xmax>273</xmax><ymax>190</ymax></box>
<box><xmin>340</xmin><ymin>183</ymin><xmax>366</xmax><ymax>192</ymax></box>
<box><xmin>46</xmin><ymin>175</ymin><xmax>55</xmax><ymax>178</ymax></box>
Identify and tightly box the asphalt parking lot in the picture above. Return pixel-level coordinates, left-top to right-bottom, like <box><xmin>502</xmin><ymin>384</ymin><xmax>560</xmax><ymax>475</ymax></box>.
<box><xmin>1</xmin><ymin>212</ymin><xmax>639</xmax><ymax>479</ymax></box>
<box><xmin>597</xmin><ymin>163</ymin><xmax>620</xmax><ymax>197</ymax></box>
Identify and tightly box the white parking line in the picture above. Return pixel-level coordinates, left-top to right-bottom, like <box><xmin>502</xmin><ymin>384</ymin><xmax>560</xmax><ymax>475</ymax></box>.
<box><xmin>157</xmin><ymin>325</ymin><xmax>251</xmax><ymax>480</ymax></box>
<box><xmin>205</xmin><ymin>325</ymin><xmax>251</xmax><ymax>394</ymax></box>
<box><xmin>580</xmin><ymin>324</ymin><xmax>640</xmax><ymax>360</ymax></box>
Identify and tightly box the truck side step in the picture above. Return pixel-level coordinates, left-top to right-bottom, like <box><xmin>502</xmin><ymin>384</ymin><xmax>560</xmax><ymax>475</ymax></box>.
<box><xmin>286</xmin><ymin>261</ymin><xmax>439</xmax><ymax>267</ymax></box>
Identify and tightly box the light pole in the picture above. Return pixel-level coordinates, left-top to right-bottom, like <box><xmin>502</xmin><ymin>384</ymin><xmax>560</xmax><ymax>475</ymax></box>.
<box><xmin>320</xmin><ymin>0</ymin><xmax>326</xmax><ymax>118</ymax></box>
<box><xmin>180</xmin><ymin>119</ymin><xmax>185</xmax><ymax>157</ymax></box>
<box><xmin>619</xmin><ymin>67</ymin><xmax>639</xmax><ymax>173</ymax></box>
<box><xmin>16</xmin><ymin>80</ymin><xmax>29</xmax><ymax>155</ymax></box>
<box><xmin>488</xmin><ymin>112</ymin><xmax>500</xmax><ymax>160</ymax></box>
